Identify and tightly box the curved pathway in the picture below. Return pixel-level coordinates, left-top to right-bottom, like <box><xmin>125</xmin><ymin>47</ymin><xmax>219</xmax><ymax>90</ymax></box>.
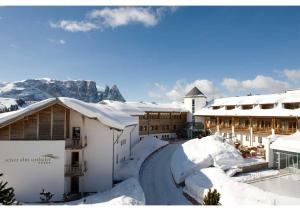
<box><xmin>139</xmin><ymin>142</ymin><xmax>191</xmax><ymax>205</ymax></box>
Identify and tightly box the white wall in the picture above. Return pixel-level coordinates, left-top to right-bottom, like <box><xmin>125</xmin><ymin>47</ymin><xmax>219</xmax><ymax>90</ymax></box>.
<box><xmin>131</xmin><ymin>116</ymin><xmax>140</xmax><ymax>147</ymax></box>
<box><xmin>83</xmin><ymin>118</ymin><xmax>113</xmax><ymax>193</ymax></box>
<box><xmin>114</xmin><ymin>125</ymin><xmax>134</xmax><ymax>175</ymax></box>
<box><xmin>0</xmin><ymin>141</ymin><xmax>65</xmax><ymax>202</ymax></box>
<box><xmin>184</xmin><ymin>96</ymin><xmax>206</xmax><ymax>122</ymax></box>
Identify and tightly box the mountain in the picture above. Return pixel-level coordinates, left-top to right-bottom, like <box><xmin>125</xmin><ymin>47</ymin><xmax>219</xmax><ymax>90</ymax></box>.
<box><xmin>0</xmin><ymin>79</ymin><xmax>126</xmax><ymax>103</ymax></box>
<box><xmin>0</xmin><ymin>98</ymin><xmax>26</xmax><ymax>113</ymax></box>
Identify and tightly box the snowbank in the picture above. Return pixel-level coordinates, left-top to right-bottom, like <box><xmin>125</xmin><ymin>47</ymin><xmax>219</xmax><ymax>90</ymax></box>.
<box><xmin>170</xmin><ymin>135</ymin><xmax>244</xmax><ymax>184</ymax></box>
<box><xmin>184</xmin><ymin>168</ymin><xmax>300</xmax><ymax>205</ymax></box>
<box><xmin>66</xmin><ymin>178</ymin><xmax>145</xmax><ymax>205</ymax></box>
<box><xmin>271</xmin><ymin>130</ymin><xmax>300</xmax><ymax>153</ymax></box>
<box><xmin>114</xmin><ymin>136</ymin><xmax>168</xmax><ymax>181</ymax></box>
<box><xmin>232</xmin><ymin>169</ymin><xmax>279</xmax><ymax>183</ymax></box>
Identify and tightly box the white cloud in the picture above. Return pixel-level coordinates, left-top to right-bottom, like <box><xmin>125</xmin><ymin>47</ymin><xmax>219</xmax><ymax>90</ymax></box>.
<box><xmin>87</xmin><ymin>7</ymin><xmax>158</xmax><ymax>28</ymax></box>
<box><xmin>148</xmin><ymin>79</ymin><xmax>218</xmax><ymax>102</ymax></box>
<box><xmin>48</xmin><ymin>38</ymin><xmax>66</xmax><ymax>45</ymax></box>
<box><xmin>221</xmin><ymin>78</ymin><xmax>240</xmax><ymax>92</ymax></box>
<box><xmin>49</xmin><ymin>20</ymin><xmax>98</xmax><ymax>32</ymax></box>
<box><xmin>50</xmin><ymin>7</ymin><xmax>176</xmax><ymax>32</ymax></box>
<box><xmin>222</xmin><ymin>75</ymin><xmax>289</xmax><ymax>94</ymax></box>
<box><xmin>282</xmin><ymin>69</ymin><xmax>300</xmax><ymax>81</ymax></box>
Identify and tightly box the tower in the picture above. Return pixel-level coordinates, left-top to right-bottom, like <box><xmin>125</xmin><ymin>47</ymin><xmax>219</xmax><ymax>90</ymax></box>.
<box><xmin>184</xmin><ymin>87</ymin><xmax>207</xmax><ymax>123</ymax></box>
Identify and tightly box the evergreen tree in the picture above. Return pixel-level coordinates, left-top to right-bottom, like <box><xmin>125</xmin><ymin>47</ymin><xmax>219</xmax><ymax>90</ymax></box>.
<box><xmin>203</xmin><ymin>188</ymin><xmax>221</xmax><ymax>205</ymax></box>
<box><xmin>40</xmin><ymin>189</ymin><xmax>54</xmax><ymax>203</ymax></box>
<box><xmin>0</xmin><ymin>173</ymin><xmax>16</xmax><ymax>205</ymax></box>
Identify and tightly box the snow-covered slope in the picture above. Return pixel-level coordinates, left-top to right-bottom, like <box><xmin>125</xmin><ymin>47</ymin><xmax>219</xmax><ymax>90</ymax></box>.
<box><xmin>0</xmin><ymin>79</ymin><xmax>125</xmax><ymax>103</ymax></box>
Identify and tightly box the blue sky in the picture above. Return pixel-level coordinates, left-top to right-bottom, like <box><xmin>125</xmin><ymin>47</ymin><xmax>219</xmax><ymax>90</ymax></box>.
<box><xmin>1</xmin><ymin>6</ymin><xmax>300</xmax><ymax>102</ymax></box>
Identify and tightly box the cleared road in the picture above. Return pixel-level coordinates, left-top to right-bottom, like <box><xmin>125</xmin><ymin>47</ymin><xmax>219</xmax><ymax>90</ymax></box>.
<box><xmin>139</xmin><ymin>143</ymin><xmax>191</xmax><ymax>205</ymax></box>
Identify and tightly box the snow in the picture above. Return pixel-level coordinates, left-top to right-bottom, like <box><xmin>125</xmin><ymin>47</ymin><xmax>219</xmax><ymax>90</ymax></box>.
<box><xmin>183</xmin><ymin>167</ymin><xmax>300</xmax><ymax>205</ymax></box>
<box><xmin>99</xmin><ymin>100</ymin><xmax>145</xmax><ymax>116</ymax></box>
<box><xmin>232</xmin><ymin>169</ymin><xmax>280</xmax><ymax>183</ymax></box>
<box><xmin>0</xmin><ymin>97</ymin><xmax>137</xmax><ymax>130</ymax></box>
<box><xmin>0</xmin><ymin>98</ymin><xmax>56</xmax><ymax>126</ymax></box>
<box><xmin>196</xmin><ymin>89</ymin><xmax>300</xmax><ymax>117</ymax></box>
<box><xmin>270</xmin><ymin>130</ymin><xmax>300</xmax><ymax>153</ymax></box>
<box><xmin>126</xmin><ymin>101</ymin><xmax>187</xmax><ymax>112</ymax></box>
<box><xmin>114</xmin><ymin>136</ymin><xmax>168</xmax><ymax>181</ymax></box>
<box><xmin>65</xmin><ymin>178</ymin><xmax>145</xmax><ymax>205</ymax></box>
<box><xmin>57</xmin><ymin>97</ymin><xmax>137</xmax><ymax>130</ymax></box>
<box><xmin>170</xmin><ymin>135</ymin><xmax>244</xmax><ymax>184</ymax></box>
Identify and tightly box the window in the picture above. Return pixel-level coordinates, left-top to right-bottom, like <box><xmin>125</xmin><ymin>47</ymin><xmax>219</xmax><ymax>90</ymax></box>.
<box><xmin>258</xmin><ymin>137</ymin><xmax>262</xmax><ymax>144</ymax></box>
<box><xmin>166</xmin><ymin>125</ymin><xmax>169</xmax><ymax>130</ymax></box>
<box><xmin>246</xmin><ymin>136</ymin><xmax>249</xmax><ymax>142</ymax></box>
<box><xmin>143</xmin><ymin>126</ymin><xmax>147</xmax><ymax>131</ymax></box>
<box><xmin>72</xmin><ymin>127</ymin><xmax>80</xmax><ymax>140</ymax></box>
<box><xmin>283</xmin><ymin>103</ymin><xmax>300</xmax><ymax>110</ymax></box>
<box><xmin>261</xmin><ymin>104</ymin><xmax>275</xmax><ymax>109</ymax></box>
<box><xmin>212</xmin><ymin>106</ymin><xmax>221</xmax><ymax>110</ymax></box>
<box><xmin>140</xmin><ymin>126</ymin><xmax>143</xmax><ymax>131</ymax></box>
<box><xmin>241</xmin><ymin>105</ymin><xmax>253</xmax><ymax>110</ymax></box>
<box><xmin>173</xmin><ymin>125</ymin><xmax>177</xmax><ymax>130</ymax></box>
<box><xmin>192</xmin><ymin>99</ymin><xmax>195</xmax><ymax>113</ymax></box>
<box><xmin>121</xmin><ymin>139</ymin><xmax>126</xmax><ymax>146</ymax></box>
<box><xmin>150</xmin><ymin>126</ymin><xmax>154</xmax><ymax>131</ymax></box>
<box><xmin>226</xmin><ymin>105</ymin><xmax>235</xmax><ymax>110</ymax></box>
<box><xmin>155</xmin><ymin>125</ymin><xmax>158</xmax><ymax>130</ymax></box>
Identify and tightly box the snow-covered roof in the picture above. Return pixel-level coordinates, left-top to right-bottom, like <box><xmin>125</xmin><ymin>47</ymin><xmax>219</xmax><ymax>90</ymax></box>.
<box><xmin>99</xmin><ymin>100</ymin><xmax>145</xmax><ymax>116</ymax></box>
<box><xmin>0</xmin><ymin>98</ymin><xmax>57</xmax><ymax>127</ymax></box>
<box><xmin>270</xmin><ymin>131</ymin><xmax>300</xmax><ymax>153</ymax></box>
<box><xmin>126</xmin><ymin>101</ymin><xmax>188</xmax><ymax>113</ymax></box>
<box><xmin>196</xmin><ymin>90</ymin><xmax>300</xmax><ymax>117</ymax></box>
<box><xmin>0</xmin><ymin>97</ymin><xmax>137</xmax><ymax>130</ymax></box>
<box><xmin>59</xmin><ymin>98</ymin><xmax>137</xmax><ymax>130</ymax></box>
<box><xmin>196</xmin><ymin>106</ymin><xmax>300</xmax><ymax>117</ymax></box>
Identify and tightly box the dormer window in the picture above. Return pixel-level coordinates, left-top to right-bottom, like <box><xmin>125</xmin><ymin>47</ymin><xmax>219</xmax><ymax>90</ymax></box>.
<box><xmin>212</xmin><ymin>106</ymin><xmax>221</xmax><ymax>110</ymax></box>
<box><xmin>241</xmin><ymin>105</ymin><xmax>253</xmax><ymax>110</ymax></box>
<box><xmin>260</xmin><ymin>104</ymin><xmax>275</xmax><ymax>109</ymax></box>
<box><xmin>225</xmin><ymin>105</ymin><xmax>235</xmax><ymax>110</ymax></box>
<box><xmin>283</xmin><ymin>102</ymin><xmax>300</xmax><ymax>110</ymax></box>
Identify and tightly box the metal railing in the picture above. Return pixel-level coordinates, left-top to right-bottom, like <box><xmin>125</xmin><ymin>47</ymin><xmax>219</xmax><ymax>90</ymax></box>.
<box><xmin>65</xmin><ymin>138</ymin><xmax>87</xmax><ymax>149</ymax></box>
<box><xmin>65</xmin><ymin>161</ymin><xmax>87</xmax><ymax>176</ymax></box>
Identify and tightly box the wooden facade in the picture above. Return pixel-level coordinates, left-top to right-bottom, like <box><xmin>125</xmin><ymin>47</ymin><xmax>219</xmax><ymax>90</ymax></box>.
<box><xmin>205</xmin><ymin>116</ymin><xmax>300</xmax><ymax>136</ymax></box>
<box><xmin>139</xmin><ymin>112</ymin><xmax>187</xmax><ymax>136</ymax></box>
<box><xmin>0</xmin><ymin>103</ymin><xmax>69</xmax><ymax>141</ymax></box>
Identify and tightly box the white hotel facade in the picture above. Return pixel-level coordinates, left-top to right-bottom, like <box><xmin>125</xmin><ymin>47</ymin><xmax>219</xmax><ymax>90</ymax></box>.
<box><xmin>1</xmin><ymin>87</ymin><xmax>300</xmax><ymax>202</ymax></box>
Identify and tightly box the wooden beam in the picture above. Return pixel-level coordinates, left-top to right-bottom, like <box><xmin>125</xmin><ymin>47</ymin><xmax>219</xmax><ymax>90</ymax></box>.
<box><xmin>64</xmin><ymin>108</ymin><xmax>67</xmax><ymax>139</ymax></box>
<box><xmin>50</xmin><ymin>106</ymin><xmax>53</xmax><ymax>140</ymax></box>
<box><xmin>37</xmin><ymin>112</ymin><xmax>39</xmax><ymax>140</ymax></box>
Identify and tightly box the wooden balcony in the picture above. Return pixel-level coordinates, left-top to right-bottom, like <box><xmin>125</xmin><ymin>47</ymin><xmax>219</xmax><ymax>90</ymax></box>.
<box><xmin>65</xmin><ymin>162</ymin><xmax>87</xmax><ymax>177</ymax></box>
<box><xmin>253</xmin><ymin>127</ymin><xmax>272</xmax><ymax>135</ymax></box>
<box><xmin>65</xmin><ymin>138</ymin><xmax>87</xmax><ymax>149</ymax></box>
<box><xmin>275</xmin><ymin>128</ymin><xmax>297</xmax><ymax>135</ymax></box>
<box><xmin>219</xmin><ymin>126</ymin><xmax>232</xmax><ymax>132</ymax></box>
<box><xmin>234</xmin><ymin>125</ymin><xmax>250</xmax><ymax>133</ymax></box>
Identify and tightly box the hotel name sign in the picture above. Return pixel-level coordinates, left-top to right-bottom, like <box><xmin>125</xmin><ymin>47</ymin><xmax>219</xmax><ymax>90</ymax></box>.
<box><xmin>4</xmin><ymin>154</ymin><xmax>59</xmax><ymax>165</ymax></box>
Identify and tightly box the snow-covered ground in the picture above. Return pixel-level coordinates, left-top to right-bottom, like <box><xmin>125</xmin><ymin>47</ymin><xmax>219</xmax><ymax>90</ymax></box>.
<box><xmin>183</xmin><ymin>167</ymin><xmax>300</xmax><ymax>205</ymax></box>
<box><xmin>115</xmin><ymin>136</ymin><xmax>168</xmax><ymax>181</ymax></box>
<box><xmin>170</xmin><ymin>135</ymin><xmax>244</xmax><ymax>184</ymax></box>
<box><xmin>65</xmin><ymin>178</ymin><xmax>145</xmax><ymax>205</ymax></box>
<box><xmin>232</xmin><ymin>169</ymin><xmax>280</xmax><ymax>183</ymax></box>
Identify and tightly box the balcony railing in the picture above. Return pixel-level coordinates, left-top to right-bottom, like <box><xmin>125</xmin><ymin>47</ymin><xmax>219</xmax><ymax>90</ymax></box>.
<box><xmin>65</xmin><ymin>138</ymin><xmax>87</xmax><ymax>149</ymax></box>
<box><xmin>65</xmin><ymin>161</ymin><xmax>87</xmax><ymax>177</ymax></box>
<box><xmin>253</xmin><ymin>127</ymin><xmax>272</xmax><ymax>134</ymax></box>
<box><xmin>234</xmin><ymin>125</ymin><xmax>250</xmax><ymax>132</ymax></box>
<box><xmin>275</xmin><ymin>128</ymin><xmax>297</xmax><ymax>135</ymax></box>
